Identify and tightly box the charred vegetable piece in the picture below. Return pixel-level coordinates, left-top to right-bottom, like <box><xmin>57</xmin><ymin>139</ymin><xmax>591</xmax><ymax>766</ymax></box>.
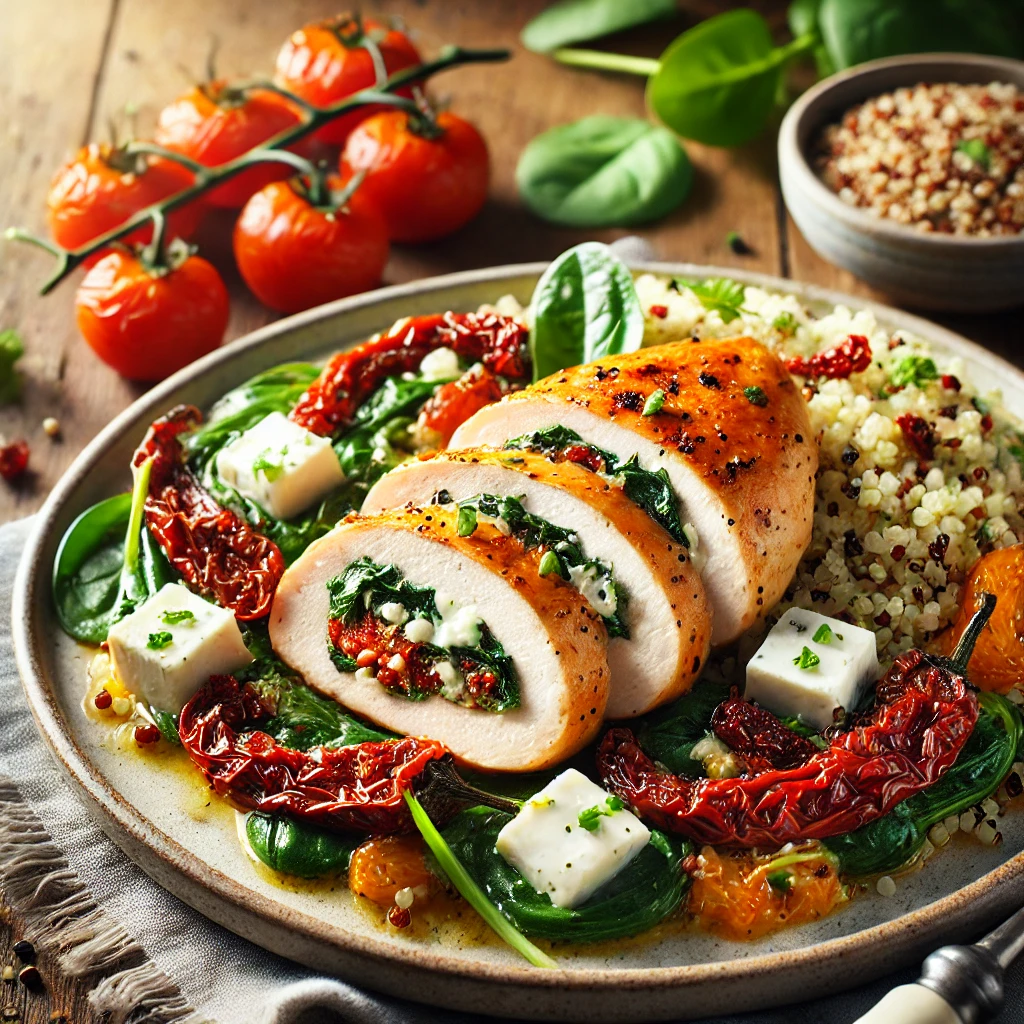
<box><xmin>598</xmin><ymin>597</ymin><xmax>994</xmax><ymax>847</ymax></box>
<box><xmin>710</xmin><ymin>698</ymin><xmax>820</xmax><ymax>771</ymax></box>
<box><xmin>245</xmin><ymin>812</ymin><xmax>357</xmax><ymax>878</ymax></box>
<box><xmin>290</xmin><ymin>312</ymin><xmax>530</xmax><ymax>437</ymax></box>
<box><xmin>179</xmin><ymin>674</ymin><xmax>447</xmax><ymax>833</ymax></box>
<box><xmin>134</xmin><ymin>406</ymin><xmax>286</xmax><ymax>620</ymax></box>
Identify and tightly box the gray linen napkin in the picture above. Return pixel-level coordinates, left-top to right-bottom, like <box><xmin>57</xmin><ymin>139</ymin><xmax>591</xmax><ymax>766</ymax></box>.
<box><xmin>2</xmin><ymin>514</ymin><xmax>1022</xmax><ymax>1024</ymax></box>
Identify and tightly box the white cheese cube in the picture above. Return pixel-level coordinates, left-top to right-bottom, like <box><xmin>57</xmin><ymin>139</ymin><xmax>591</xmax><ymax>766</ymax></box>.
<box><xmin>216</xmin><ymin>411</ymin><xmax>345</xmax><ymax>522</ymax></box>
<box><xmin>495</xmin><ymin>768</ymin><xmax>650</xmax><ymax>909</ymax></box>
<box><xmin>418</xmin><ymin>346</ymin><xmax>461</xmax><ymax>382</ymax></box>
<box><xmin>745</xmin><ymin>607</ymin><xmax>879</xmax><ymax>730</ymax></box>
<box><xmin>107</xmin><ymin>583</ymin><xmax>253</xmax><ymax>713</ymax></box>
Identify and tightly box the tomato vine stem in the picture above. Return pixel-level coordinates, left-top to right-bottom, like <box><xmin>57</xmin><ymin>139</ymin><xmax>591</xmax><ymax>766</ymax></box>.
<box><xmin>4</xmin><ymin>44</ymin><xmax>509</xmax><ymax>295</ymax></box>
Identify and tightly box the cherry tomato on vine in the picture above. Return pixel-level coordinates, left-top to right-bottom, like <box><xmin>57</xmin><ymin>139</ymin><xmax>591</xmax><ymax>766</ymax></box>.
<box><xmin>75</xmin><ymin>248</ymin><xmax>229</xmax><ymax>382</ymax></box>
<box><xmin>47</xmin><ymin>144</ymin><xmax>202</xmax><ymax>265</ymax></box>
<box><xmin>155</xmin><ymin>81</ymin><xmax>305</xmax><ymax>209</ymax></box>
<box><xmin>340</xmin><ymin>109</ymin><xmax>490</xmax><ymax>243</ymax></box>
<box><xmin>233</xmin><ymin>177</ymin><xmax>389</xmax><ymax>314</ymax></box>
<box><xmin>274</xmin><ymin>14</ymin><xmax>421</xmax><ymax>145</ymax></box>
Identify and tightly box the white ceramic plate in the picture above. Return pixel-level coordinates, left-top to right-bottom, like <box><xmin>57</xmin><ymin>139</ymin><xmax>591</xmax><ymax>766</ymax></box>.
<box><xmin>14</xmin><ymin>263</ymin><xmax>1024</xmax><ymax>1022</ymax></box>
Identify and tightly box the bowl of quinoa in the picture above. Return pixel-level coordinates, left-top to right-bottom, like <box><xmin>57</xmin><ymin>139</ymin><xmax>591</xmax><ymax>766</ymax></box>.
<box><xmin>779</xmin><ymin>53</ymin><xmax>1024</xmax><ymax>312</ymax></box>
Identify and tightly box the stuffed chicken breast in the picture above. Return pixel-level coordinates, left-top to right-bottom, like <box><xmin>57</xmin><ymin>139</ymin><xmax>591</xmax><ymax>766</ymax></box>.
<box><xmin>269</xmin><ymin>507</ymin><xmax>609</xmax><ymax>771</ymax></box>
<box><xmin>450</xmin><ymin>338</ymin><xmax>816</xmax><ymax>645</ymax></box>
<box><xmin>363</xmin><ymin>448</ymin><xmax>712</xmax><ymax>718</ymax></box>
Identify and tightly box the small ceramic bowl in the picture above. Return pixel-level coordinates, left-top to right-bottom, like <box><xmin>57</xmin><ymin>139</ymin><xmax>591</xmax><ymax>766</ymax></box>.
<box><xmin>779</xmin><ymin>53</ymin><xmax>1024</xmax><ymax>313</ymax></box>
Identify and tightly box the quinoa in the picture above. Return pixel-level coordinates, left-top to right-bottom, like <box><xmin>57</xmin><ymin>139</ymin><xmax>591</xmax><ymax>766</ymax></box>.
<box><xmin>814</xmin><ymin>82</ymin><xmax>1024</xmax><ymax>236</ymax></box>
<box><xmin>632</xmin><ymin>273</ymin><xmax>1024</xmax><ymax>670</ymax></box>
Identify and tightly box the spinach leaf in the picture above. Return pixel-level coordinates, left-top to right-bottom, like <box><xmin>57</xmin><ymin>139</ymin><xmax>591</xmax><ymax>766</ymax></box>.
<box><xmin>184</xmin><ymin>362</ymin><xmax>321</xmax><ymax>471</ymax></box>
<box><xmin>521</xmin><ymin>0</ymin><xmax>676</xmax><ymax>53</ymax></box>
<box><xmin>634</xmin><ymin>677</ymin><xmax>732</xmax><ymax>776</ymax></box>
<box><xmin>825</xmin><ymin>692</ymin><xmax>1022</xmax><ymax>876</ymax></box>
<box><xmin>0</xmin><ymin>329</ymin><xmax>24</xmax><ymax>405</ymax></box>
<box><xmin>438</xmin><ymin>806</ymin><xmax>692</xmax><ymax>941</ymax></box>
<box><xmin>516</xmin><ymin>116</ymin><xmax>692</xmax><ymax>228</ymax></box>
<box><xmin>673</xmin><ymin>277</ymin><xmax>747</xmax><ymax>323</ymax></box>
<box><xmin>245</xmin><ymin>811</ymin><xmax>356</xmax><ymax>878</ymax></box>
<box><xmin>150</xmin><ymin>707</ymin><xmax>181</xmax><ymax>746</ymax></box>
<box><xmin>504</xmin><ymin>425</ymin><xmax>687</xmax><ymax>546</ymax></box>
<box><xmin>529</xmin><ymin>242</ymin><xmax>644</xmax><ymax>382</ymax></box>
<box><xmin>52</xmin><ymin>470</ymin><xmax>175</xmax><ymax>644</ymax></box>
<box><xmin>817</xmin><ymin>0</ymin><xmax>1024</xmax><ymax>71</ymax></box>
<box><xmin>889</xmin><ymin>355</ymin><xmax>939</xmax><ymax>390</ymax></box>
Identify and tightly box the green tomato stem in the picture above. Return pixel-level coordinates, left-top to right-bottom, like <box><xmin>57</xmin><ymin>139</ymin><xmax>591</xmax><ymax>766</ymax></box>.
<box><xmin>123</xmin><ymin>456</ymin><xmax>153</xmax><ymax>576</ymax></box>
<box><xmin>404</xmin><ymin>791</ymin><xmax>557</xmax><ymax>969</ymax></box>
<box><xmin>552</xmin><ymin>48</ymin><xmax>660</xmax><ymax>77</ymax></box>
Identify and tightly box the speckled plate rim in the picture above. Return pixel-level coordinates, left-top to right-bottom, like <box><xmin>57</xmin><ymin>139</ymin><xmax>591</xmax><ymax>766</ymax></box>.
<box><xmin>779</xmin><ymin>51</ymin><xmax>1024</xmax><ymax>251</ymax></box>
<box><xmin>12</xmin><ymin>262</ymin><xmax>1024</xmax><ymax>1021</ymax></box>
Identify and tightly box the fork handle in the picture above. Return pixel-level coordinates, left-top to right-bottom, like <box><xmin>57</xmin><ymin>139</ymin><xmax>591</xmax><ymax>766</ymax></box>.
<box><xmin>851</xmin><ymin>985</ymin><xmax>960</xmax><ymax>1024</ymax></box>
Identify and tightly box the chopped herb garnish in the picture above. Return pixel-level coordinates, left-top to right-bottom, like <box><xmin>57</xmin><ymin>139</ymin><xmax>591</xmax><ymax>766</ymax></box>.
<box><xmin>538</xmin><ymin>549</ymin><xmax>562</xmax><ymax>576</ymax></box>
<box><xmin>766</xmin><ymin>870</ymin><xmax>793</xmax><ymax>893</ymax></box>
<box><xmin>457</xmin><ymin>505</ymin><xmax>478</xmax><ymax>537</ymax></box>
<box><xmin>973</xmin><ymin>396</ymin><xmax>991</xmax><ymax>416</ymax></box>
<box><xmin>956</xmin><ymin>138</ymin><xmax>991</xmax><ymax>170</ymax></box>
<box><xmin>673</xmin><ymin>277</ymin><xmax>747</xmax><ymax>324</ymax></box>
<box><xmin>793</xmin><ymin>646</ymin><xmax>820</xmax><ymax>670</ymax></box>
<box><xmin>642</xmin><ymin>389</ymin><xmax>665</xmax><ymax>416</ymax></box>
<box><xmin>771</xmin><ymin>312</ymin><xmax>797</xmax><ymax>336</ymax></box>
<box><xmin>889</xmin><ymin>355</ymin><xmax>939</xmax><ymax>390</ymax></box>
<box><xmin>743</xmin><ymin>385</ymin><xmax>769</xmax><ymax>407</ymax></box>
<box><xmin>577</xmin><ymin>795</ymin><xmax>624</xmax><ymax>832</ymax></box>
<box><xmin>252</xmin><ymin>450</ymin><xmax>286</xmax><ymax>481</ymax></box>
<box><xmin>161</xmin><ymin>609</ymin><xmax>196</xmax><ymax>625</ymax></box>
<box><xmin>812</xmin><ymin>623</ymin><xmax>833</xmax><ymax>644</ymax></box>
<box><xmin>147</xmin><ymin>631</ymin><xmax>173</xmax><ymax>650</ymax></box>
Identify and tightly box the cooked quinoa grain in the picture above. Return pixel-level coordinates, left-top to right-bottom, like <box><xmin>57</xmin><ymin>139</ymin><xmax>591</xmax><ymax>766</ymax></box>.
<box><xmin>815</xmin><ymin>82</ymin><xmax>1024</xmax><ymax>236</ymax></box>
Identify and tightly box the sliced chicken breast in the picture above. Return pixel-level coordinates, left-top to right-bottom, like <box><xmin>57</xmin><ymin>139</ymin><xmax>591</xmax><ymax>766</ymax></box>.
<box><xmin>269</xmin><ymin>508</ymin><xmax>609</xmax><ymax>771</ymax></box>
<box><xmin>450</xmin><ymin>337</ymin><xmax>816</xmax><ymax>645</ymax></box>
<box><xmin>363</xmin><ymin>449</ymin><xmax>711</xmax><ymax>718</ymax></box>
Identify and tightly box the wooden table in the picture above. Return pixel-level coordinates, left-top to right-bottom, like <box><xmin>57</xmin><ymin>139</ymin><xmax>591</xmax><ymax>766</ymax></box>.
<box><xmin>0</xmin><ymin>1</ymin><xmax>1021</xmax><ymax>1020</ymax></box>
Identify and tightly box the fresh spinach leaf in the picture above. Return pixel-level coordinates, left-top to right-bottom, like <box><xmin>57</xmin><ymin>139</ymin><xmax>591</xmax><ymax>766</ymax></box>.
<box><xmin>437</xmin><ymin>806</ymin><xmax>692</xmax><ymax>941</ymax></box>
<box><xmin>0</xmin><ymin>329</ymin><xmax>24</xmax><ymax>405</ymax></box>
<box><xmin>516</xmin><ymin>116</ymin><xmax>692</xmax><ymax>228</ymax></box>
<box><xmin>817</xmin><ymin>0</ymin><xmax>1024</xmax><ymax>71</ymax></box>
<box><xmin>52</xmin><ymin>468</ymin><xmax>175</xmax><ymax>644</ymax></box>
<box><xmin>245</xmin><ymin>811</ymin><xmax>356</xmax><ymax>878</ymax></box>
<box><xmin>521</xmin><ymin>0</ymin><xmax>676</xmax><ymax>53</ymax></box>
<box><xmin>529</xmin><ymin>242</ymin><xmax>644</xmax><ymax>382</ymax></box>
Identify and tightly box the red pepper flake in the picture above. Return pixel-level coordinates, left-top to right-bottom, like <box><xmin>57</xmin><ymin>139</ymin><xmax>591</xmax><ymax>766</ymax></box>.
<box><xmin>387</xmin><ymin>905</ymin><xmax>412</xmax><ymax>929</ymax></box>
<box><xmin>134</xmin><ymin>724</ymin><xmax>161</xmax><ymax>746</ymax></box>
<box><xmin>785</xmin><ymin>335</ymin><xmax>872</xmax><ymax>380</ymax></box>
<box><xmin>941</xmin><ymin>374</ymin><xmax>961</xmax><ymax>392</ymax></box>
<box><xmin>649</xmin><ymin>304</ymin><xmax>669</xmax><ymax>319</ymax></box>
<box><xmin>894</xmin><ymin>413</ymin><xmax>935</xmax><ymax>462</ymax></box>
<box><xmin>0</xmin><ymin>439</ymin><xmax>29</xmax><ymax>481</ymax></box>
<box><xmin>93</xmin><ymin>689</ymin><xmax>113</xmax><ymax>710</ymax></box>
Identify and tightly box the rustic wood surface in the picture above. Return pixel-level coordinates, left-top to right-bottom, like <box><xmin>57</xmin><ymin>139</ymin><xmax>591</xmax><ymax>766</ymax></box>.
<box><xmin>0</xmin><ymin>1</ymin><xmax>1021</xmax><ymax>1020</ymax></box>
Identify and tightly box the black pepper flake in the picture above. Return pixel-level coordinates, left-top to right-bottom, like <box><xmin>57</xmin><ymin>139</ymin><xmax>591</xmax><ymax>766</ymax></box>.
<box><xmin>841</xmin><ymin>445</ymin><xmax>860</xmax><ymax>466</ymax></box>
<box><xmin>698</xmin><ymin>372</ymin><xmax>721</xmax><ymax>389</ymax></box>
<box><xmin>611</xmin><ymin>390</ymin><xmax>644</xmax><ymax>412</ymax></box>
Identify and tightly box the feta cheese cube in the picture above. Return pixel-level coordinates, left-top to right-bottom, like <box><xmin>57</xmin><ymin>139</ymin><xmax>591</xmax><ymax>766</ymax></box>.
<box><xmin>495</xmin><ymin>768</ymin><xmax>650</xmax><ymax>909</ymax></box>
<box><xmin>216</xmin><ymin>411</ymin><xmax>345</xmax><ymax>522</ymax></box>
<box><xmin>418</xmin><ymin>346</ymin><xmax>461</xmax><ymax>382</ymax></box>
<box><xmin>107</xmin><ymin>583</ymin><xmax>253</xmax><ymax>713</ymax></box>
<box><xmin>745</xmin><ymin>608</ymin><xmax>879</xmax><ymax>730</ymax></box>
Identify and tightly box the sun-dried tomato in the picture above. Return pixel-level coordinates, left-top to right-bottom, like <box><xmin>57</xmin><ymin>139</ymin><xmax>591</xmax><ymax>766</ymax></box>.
<box><xmin>290</xmin><ymin>311</ymin><xmax>530</xmax><ymax>437</ymax></box>
<box><xmin>711</xmin><ymin>698</ymin><xmax>819</xmax><ymax>771</ymax></box>
<box><xmin>416</xmin><ymin>367</ymin><xmax>504</xmax><ymax>448</ymax></box>
<box><xmin>598</xmin><ymin>598</ymin><xmax>995</xmax><ymax>847</ymax></box>
<box><xmin>785</xmin><ymin>335</ymin><xmax>872</xmax><ymax>380</ymax></box>
<box><xmin>562</xmin><ymin>443</ymin><xmax>607</xmax><ymax>473</ymax></box>
<box><xmin>894</xmin><ymin>413</ymin><xmax>935</xmax><ymax>462</ymax></box>
<box><xmin>179</xmin><ymin>675</ymin><xmax>447</xmax><ymax>833</ymax></box>
<box><xmin>0</xmin><ymin>439</ymin><xmax>29</xmax><ymax>481</ymax></box>
<box><xmin>134</xmin><ymin>406</ymin><xmax>285</xmax><ymax>620</ymax></box>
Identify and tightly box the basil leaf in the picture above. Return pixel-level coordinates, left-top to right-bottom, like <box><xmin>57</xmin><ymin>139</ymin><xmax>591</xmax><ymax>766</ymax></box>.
<box><xmin>529</xmin><ymin>242</ymin><xmax>644</xmax><ymax>382</ymax></box>
<box><xmin>437</xmin><ymin>806</ymin><xmax>691</xmax><ymax>941</ymax></box>
<box><xmin>787</xmin><ymin>0</ymin><xmax>836</xmax><ymax>77</ymax></box>
<box><xmin>818</xmin><ymin>0</ymin><xmax>1024</xmax><ymax>70</ymax></box>
<box><xmin>521</xmin><ymin>0</ymin><xmax>676</xmax><ymax>53</ymax></box>
<box><xmin>245</xmin><ymin>812</ymin><xmax>356</xmax><ymax>879</ymax></box>
<box><xmin>516</xmin><ymin>116</ymin><xmax>692</xmax><ymax>228</ymax></box>
<box><xmin>648</xmin><ymin>9</ymin><xmax>813</xmax><ymax>147</ymax></box>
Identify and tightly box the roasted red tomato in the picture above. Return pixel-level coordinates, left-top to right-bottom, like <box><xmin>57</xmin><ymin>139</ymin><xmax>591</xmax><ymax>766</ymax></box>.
<box><xmin>154</xmin><ymin>80</ymin><xmax>304</xmax><ymax>209</ymax></box>
<box><xmin>416</xmin><ymin>368</ymin><xmax>504</xmax><ymax>447</ymax></box>
<box><xmin>75</xmin><ymin>249</ymin><xmax>229</xmax><ymax>381</ymax></box>
<box><xmin>340</xmin><ymin>110</ymin><xmax>490</xmax><ymax>243</ymax></box>
<box><xmin>274</xmin><ymin>14</ymin><xmax>421</xmax><ymax>145</ymax></box>
<box><xmin>47</xmin><ymin>144</ymin><xmax>201</xmax><ymax>264</ymax></box>
<box><xmin>233</xmin><ymin>177</ymin><xmax>389</xmax><ymax>314</ymax></box>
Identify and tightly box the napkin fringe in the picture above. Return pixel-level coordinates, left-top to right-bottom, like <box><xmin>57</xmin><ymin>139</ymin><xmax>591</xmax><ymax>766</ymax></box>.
<box><xmin>0</xmin><ymin>775</ymin><xmax>204</xmax><ymax>1023</ymax></box>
